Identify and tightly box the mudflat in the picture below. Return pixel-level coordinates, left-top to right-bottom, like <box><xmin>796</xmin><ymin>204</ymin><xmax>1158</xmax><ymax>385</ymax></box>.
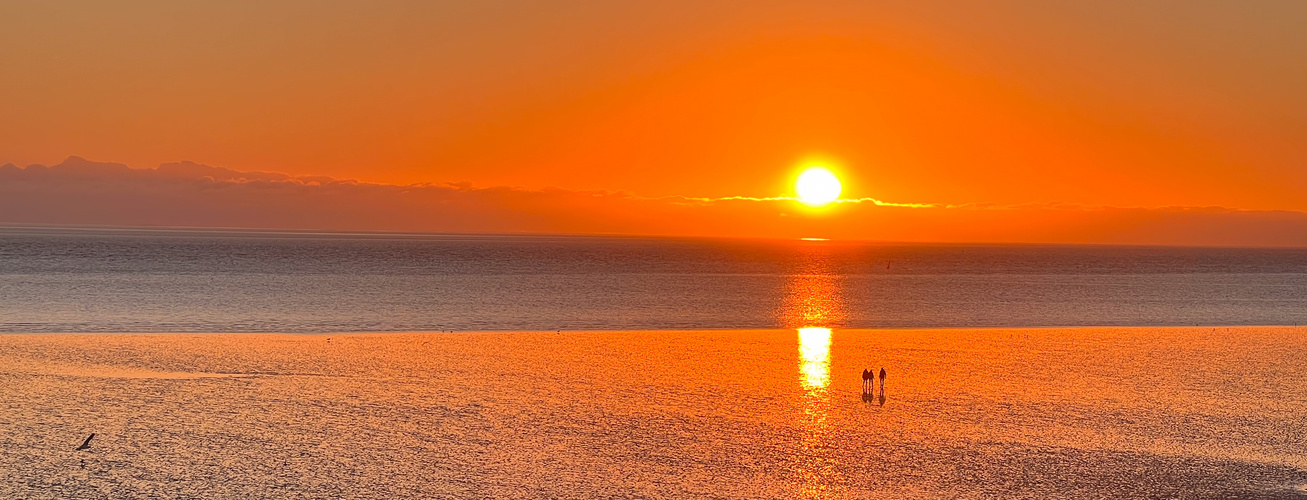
<box><xmin>2</xmin><ymin>327</ymin><xmax>1304</xmax><ymax>498</ymax></box>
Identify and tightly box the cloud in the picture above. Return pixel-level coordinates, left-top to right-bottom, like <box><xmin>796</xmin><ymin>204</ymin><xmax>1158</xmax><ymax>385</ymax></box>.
<box><xmin>3</xmin><ymin>157</ymin><xmax>1307</xmax><ymax>247</ymax></box>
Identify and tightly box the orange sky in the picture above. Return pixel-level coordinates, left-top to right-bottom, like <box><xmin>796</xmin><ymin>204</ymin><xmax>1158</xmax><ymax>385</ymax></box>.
<box><xmin>3</xmin><ymin>1</ymin><xmax>1307</xmax><ymax>241</ymax></box>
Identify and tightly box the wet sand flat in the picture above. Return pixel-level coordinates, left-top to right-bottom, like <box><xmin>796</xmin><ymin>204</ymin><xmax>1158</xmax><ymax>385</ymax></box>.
<box><xmin>2</xmin><ymin>327</ymin><xmax>1305</xmax><ymax>498</ymax></box>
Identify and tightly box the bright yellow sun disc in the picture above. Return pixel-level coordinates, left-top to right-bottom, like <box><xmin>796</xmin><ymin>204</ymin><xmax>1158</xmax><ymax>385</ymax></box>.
<box><xmin>796</xmin><ymin>167</ymin><xmax>842</xmax><ymax>206</ymax></box>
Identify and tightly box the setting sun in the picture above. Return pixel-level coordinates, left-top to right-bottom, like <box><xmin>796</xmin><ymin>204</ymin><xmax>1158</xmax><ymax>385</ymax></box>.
<box><xmin>796</xmin><ymin>167</ymin><xmax>842</xmax><ymax>206</ymax></box>
<box><xmin>4</xmin><ymin>2</ymin><xmax>1306</xmax><ymax>498</ymax></box>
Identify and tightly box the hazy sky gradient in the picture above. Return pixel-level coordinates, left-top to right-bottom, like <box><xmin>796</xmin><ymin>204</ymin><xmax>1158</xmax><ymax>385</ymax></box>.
<box><xmin>6</xmin><ymin>157</ymin><xmax>1307</xmax><ymax>246</ymax></box>
<box><xmin>3</xmin><ymin>1</ymin><xmax>1306</xmax><ymax>227</ymax></box>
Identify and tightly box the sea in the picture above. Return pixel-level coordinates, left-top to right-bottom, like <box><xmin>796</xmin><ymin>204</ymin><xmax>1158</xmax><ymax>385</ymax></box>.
<box><xmin>2</xmin><ymin>226</ymin><xmax>1306</xmax><ymax>498</ymax></box>
<box><xmin>2</xmin><ymin>225</ymin><xmax>1306</xmax><ymax>333</ymax></box>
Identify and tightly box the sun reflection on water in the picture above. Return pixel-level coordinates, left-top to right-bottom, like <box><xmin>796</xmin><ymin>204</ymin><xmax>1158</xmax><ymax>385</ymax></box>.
<box><xmin>783</xmin><ymin>275</ymin><xmax>843</xmax><ymax>329</ymax></box>
<box><xmin>795</xmin><ymin>326</ymin><xmax>839</xmax><ymax>498</ymax></box>
<box><xmin>798</xmin><ymin>327</ymin><xmax>831</xmax><ymax>390</ymax></box>
<box><xmin>784</xmin><ymin>247</ymin><xmax>842</xmax><ymax>391</ymax></box>
<box><xmin>784</xmin><ymin>243</ymin><xmax>846</xmax><ymax>497</ymax></box>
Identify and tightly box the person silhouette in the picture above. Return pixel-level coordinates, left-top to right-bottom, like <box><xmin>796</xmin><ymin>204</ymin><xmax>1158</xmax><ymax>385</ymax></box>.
<box><xmin>878</xmin><ymin>367</ymin><xmax>886</xmax><ymax>393</ymax></box>
<box><xmin>861</xmin><ymin>369</ymin><xmax>870</xmax><ymax>394</ymax></box>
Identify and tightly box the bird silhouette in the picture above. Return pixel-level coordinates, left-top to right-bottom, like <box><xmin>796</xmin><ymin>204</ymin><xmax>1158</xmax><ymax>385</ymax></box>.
<box><xmin>75</xmin><ymin>433</ymin><xmax>94</xmax><ymax>451</ymax></box>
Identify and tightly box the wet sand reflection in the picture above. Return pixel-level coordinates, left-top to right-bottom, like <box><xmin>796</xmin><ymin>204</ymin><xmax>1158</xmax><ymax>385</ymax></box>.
<box><xmin>795</xmin><ymin>327</ymin><xmax>839</xmax><ymax>497</ymax></box>
<box><xmin>798</xmin><ymin>328</ymin><xmax>831</xmax><ymax>390</ymax></box>
<box><xmin>2</xmin><ymin>328</ymin><xmax>1304</xmax><ymax>498</ymax></box>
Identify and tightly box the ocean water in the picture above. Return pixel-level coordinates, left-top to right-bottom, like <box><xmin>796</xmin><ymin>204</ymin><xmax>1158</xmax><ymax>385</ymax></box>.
<box><xmin>2</xmin><ymin>226</ymin><xmax>1306</xmax><ymax>333</ymax></box>
<box><xmin>2</xmin><ymin>328</ymin><xmax>1305</xmax><ymax>498</ymax></box>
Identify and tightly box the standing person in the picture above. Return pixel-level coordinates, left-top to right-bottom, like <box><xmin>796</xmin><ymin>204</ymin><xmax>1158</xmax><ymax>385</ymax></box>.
<box><xmin>878</xmin><ymin>367</ymin><xmax>886</xmax><ymax>394</ymax></box>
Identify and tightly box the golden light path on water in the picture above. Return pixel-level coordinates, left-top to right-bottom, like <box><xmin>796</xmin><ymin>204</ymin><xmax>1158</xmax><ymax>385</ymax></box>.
<box><xmin>783</xmin><ymin>241</ymin><xmax>845</xmax><ymax>498</ymax></box>
<box><xmin>797</xmin><ymin>328</ymin><xmax>832</xmax><ymax>390</ymax></box>
<box><xmin>795</xmin><ymin>325</ymin><xmax>836</xmax><ymax>498</ymax></box>
<box><xmin>785</xmin><ymin>241</ymin><xmax>843</xmax><ymax>393</ymax></box>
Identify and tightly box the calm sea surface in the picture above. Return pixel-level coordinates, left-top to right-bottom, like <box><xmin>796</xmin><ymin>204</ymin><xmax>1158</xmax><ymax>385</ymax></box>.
<box><xmin>2</xmin><ymin>226</ymin><xmax>1306</xmax><ymax>333</ymax></box>
<box><xmin>2</xmin><ymin>328</ymin><xmax>1305</xmax><ymax>498</ymax></box>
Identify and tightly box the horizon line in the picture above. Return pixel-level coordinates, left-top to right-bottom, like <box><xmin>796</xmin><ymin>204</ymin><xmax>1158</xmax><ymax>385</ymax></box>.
<box><xmin>4</xmin><ymin>221</ymin><xmax>1306</xmax><ymax>251</ymax></box>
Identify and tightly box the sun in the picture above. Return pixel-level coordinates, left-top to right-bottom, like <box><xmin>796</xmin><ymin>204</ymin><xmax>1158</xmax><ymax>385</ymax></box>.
<box><xmin>796</xmin><ymin>167</ymin><xmax>842</xmax><ymax>206</ymax></box>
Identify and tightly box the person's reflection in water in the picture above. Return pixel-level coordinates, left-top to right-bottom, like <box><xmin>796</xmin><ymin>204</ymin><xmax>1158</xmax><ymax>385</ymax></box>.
<box><xmin>860</xmin><ymin>386</ymin><xmax>887</xmax><ymax>406</ymax></box>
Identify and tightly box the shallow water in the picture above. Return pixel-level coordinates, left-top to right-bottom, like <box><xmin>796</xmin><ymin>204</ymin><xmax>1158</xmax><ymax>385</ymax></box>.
<box><xmin>2</xmin><ymin>327</ymin><xmax>1305</xmax><ymax>498</ymax></box>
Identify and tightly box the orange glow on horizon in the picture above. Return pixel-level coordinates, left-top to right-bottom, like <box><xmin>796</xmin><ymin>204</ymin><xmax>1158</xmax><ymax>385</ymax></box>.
<box><xmin>4</xmin><ymin>3</ymin><xmax>1307</xmax><ymax>244</ymax></box>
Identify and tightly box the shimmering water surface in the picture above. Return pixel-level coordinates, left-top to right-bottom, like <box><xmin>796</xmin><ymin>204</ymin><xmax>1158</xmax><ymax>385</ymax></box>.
<box><xmin>3</xmin><ymin>226</ymin><xmax>1305</xmax><ymax>498</ymax></box>
<box><xmin>2</xmin><ymin>328</ymin><xmax>1305</xmax><ymax>498</ymax></box>
<box><xmin>3</xmin><ymin>226</ymin><xmax>1307</xmax><ymax>332</ymax></box>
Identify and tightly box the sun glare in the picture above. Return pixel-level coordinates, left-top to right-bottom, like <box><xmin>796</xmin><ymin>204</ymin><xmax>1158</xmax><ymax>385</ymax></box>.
<box><xmin>796</xmin><ymin>167</ymin><xmax>842</xmax><ymax>206</ymax></box>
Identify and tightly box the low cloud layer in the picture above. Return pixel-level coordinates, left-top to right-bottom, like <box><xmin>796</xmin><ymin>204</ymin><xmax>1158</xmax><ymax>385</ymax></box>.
<box><xmin>3</xmin><ymin>157</ymin><xmax>1307</xmax><ymax>247</ymax></box>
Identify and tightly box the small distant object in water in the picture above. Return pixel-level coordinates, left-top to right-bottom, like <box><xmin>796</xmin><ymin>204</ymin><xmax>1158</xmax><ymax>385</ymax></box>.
<box><xmin>886</xmin><ymin>260</ymin><xmax>891</xmax><ymax>270</ymax></box>
<box><xmin>327</xmin><ymin>337</ymin><xmax>331</xmax><ymax>343</ymax></box>
<box><xmin>75</xmin><ymin>433</ymin><xmax>95</xmax><ymax>451</ymax></box>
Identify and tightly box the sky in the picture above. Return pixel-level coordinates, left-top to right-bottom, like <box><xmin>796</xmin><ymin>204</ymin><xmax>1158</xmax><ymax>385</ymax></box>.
<box><xmin>3</xmin><ymin>1</ymin><xmax>1306</xmax><ymax>244</ymax></box>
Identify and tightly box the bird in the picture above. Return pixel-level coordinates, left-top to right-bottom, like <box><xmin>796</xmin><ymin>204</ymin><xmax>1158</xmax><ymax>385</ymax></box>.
<box><xmin>75</xmin><ymin>433</ymin><xmax>95</xmax><ymax>451</ymax></box>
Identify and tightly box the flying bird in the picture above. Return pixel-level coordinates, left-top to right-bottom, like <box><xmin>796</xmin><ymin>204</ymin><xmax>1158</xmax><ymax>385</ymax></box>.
<box><xmin>75</xmin><ymin>433</ymin><xmax>95</xmax><ymax>451</ymax></box>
